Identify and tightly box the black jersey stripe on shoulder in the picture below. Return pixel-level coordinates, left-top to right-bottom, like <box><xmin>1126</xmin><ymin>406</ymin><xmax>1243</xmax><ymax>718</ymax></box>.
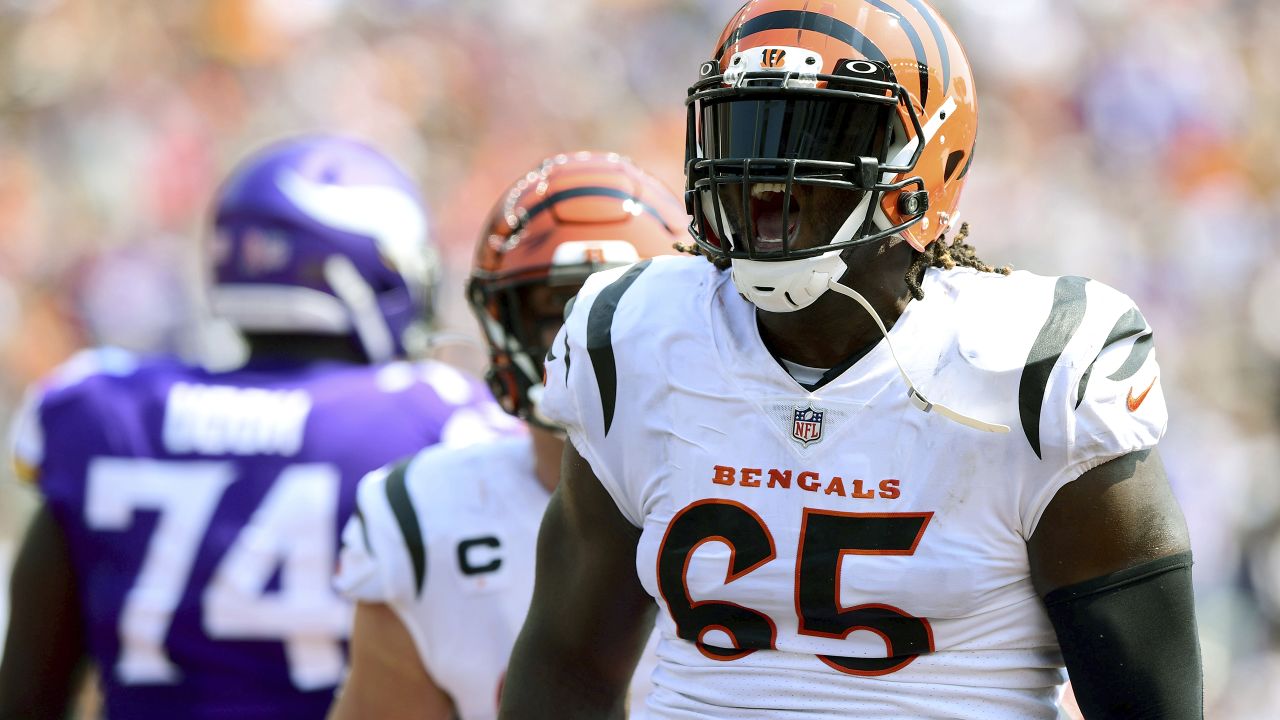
<box><xmin>562</xmin><ymin>332</ymin><xmax>572</xmax><ymax>384</ymax></box>
<box><xmin>384</xmin><ymin>461</ymin><xmax>427</xmax><ymax>597</ymax></box>
<box><xmin>586</xmin><ymin>260</ymin><xmax>653</xmax><ymax>436</ymax></box>
<box><xmin>863</xmin><ymin>0</ymin><xmax>930</xmax><ymax>107</ymax></box>
<box><xmin>1019</xmin><ymin>276</ymin><xmax>1089</xmax><ymax>459</ymax></box>
<box><xmin>1106</xmin><ymin>332</ymin><xmax>1154</xmax><ymax>382</ymax></box>
<box><xmin>1075</xmin><ymin>307</ymin><xmax>1149</xmax><ymax>409</ymax></box>
<box><xmin>546</xmin><ymin>326</ymin><xmax>572</xmax><ymax>383</ymax></box>
<box><xmin>352</xmin><ymin>505</ymin><xmax>375</xmax><ymax>556</ymax></box>
<box><xmin>904</xmin><ymin>0</ymin><xmax>950</xmax><ymax>89</ymax></box>
<box><xmin>715</xmin><ymin>10</ymin><xmax>889</xmax><ymax>65</ymax></box>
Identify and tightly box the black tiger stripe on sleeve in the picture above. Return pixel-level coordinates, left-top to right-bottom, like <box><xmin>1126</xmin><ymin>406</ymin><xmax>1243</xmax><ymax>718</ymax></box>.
<box><xmin>1019</xmin><ymin>276</ymin><xmax>1089</xmax><ymax>459</ymax></box>
<box><xmin>1106</xmin><ymin>333</ymin><xmax>1155</xmax><ymax>382</ymax></box>
<box><xmin>352</xmin><ymin>505</ymin><xmax>375</xmax><ymax>557</ymax></box>
<box><xmin>384</xmin><ymin>461</ymin><xmax>427</xmax><ymax>597</ymax></box>
<box><xmin>586</xmin><ymin>261</ymin><xmax>653</xmax><ymax>436</ymax></box>
<box><xmin>1075</xmin><ymin>307</ymin><xmax>1151</xmax><ymax>409</ymax></box>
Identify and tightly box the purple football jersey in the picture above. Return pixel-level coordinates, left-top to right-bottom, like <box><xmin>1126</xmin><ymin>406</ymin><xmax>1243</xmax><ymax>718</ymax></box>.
<box><xmin>19</xmin><ymin>349</ymin><xmax>518</xmax><ymax>720</ymax></box>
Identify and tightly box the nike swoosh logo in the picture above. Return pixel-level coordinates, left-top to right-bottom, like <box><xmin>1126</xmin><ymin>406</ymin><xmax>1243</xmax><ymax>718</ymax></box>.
<box><xmin>1127</xmin><ymin>377</ymin><xmax>1158</xmax><ymax>412</ymax></box>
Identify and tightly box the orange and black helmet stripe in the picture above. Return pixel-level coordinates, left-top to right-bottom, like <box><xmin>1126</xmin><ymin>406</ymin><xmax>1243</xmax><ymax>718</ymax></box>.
<box><xmin>508</xmin><ymin>186</ymin><xmax>677</xmax><ymax>239</ymax></box>
<box><xmin>715</xmin><ymin>10</ymin><xmax>889</xmax><ymax>65</ymax></box>
<box><xmin>903</xmin><ymin>0</ymin><xmax>951</xmax><ymax>89</ymax></box>
<box><xmin>715</xmin><ymin>2</ymin><xmax>954</xmax><ymax>111</ymax></box>
<box><xmin>863</xmin><ymin>0</ymin><xmax>930</xmax><ymax>106</ymax></box>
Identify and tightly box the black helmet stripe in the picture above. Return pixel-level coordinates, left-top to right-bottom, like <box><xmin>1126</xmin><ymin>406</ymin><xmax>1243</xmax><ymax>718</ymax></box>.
<box><xmin>511</xmin><ymin>186</ymin><xmax>674</xmax><ymax>240</ymax></box>
<box><xmin>862</xmin><ymin>0</ymin><xmax>931</xmax><ymax>107</ymax></box>
<box><xmin>715</xmin><ymin>10</ymin><xmax>888</xmax><ymax>65</ymax></box>
<box><xmin>904</xmin><ymin>0</ymin><xmax>951</xmax><ymax>90</ymax></box>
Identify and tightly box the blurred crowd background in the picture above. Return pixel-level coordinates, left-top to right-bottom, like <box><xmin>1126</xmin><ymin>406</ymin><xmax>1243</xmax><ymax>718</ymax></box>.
<box><xmin>0</xmin><ymin>0</ymin><xmax>1277</xmax><ymax>715</ymax></box>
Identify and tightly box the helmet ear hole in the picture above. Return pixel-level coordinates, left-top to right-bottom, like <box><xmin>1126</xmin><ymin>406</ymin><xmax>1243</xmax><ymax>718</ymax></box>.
<box><xmin>944</xmin><ymin>151</ymin><xmax>966</xmax><ymax>182</ymax></box>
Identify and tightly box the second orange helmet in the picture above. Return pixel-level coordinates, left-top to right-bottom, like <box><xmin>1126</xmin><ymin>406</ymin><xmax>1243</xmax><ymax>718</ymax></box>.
<box><xmin>468</xmin><ymin>151</ymin><xmax>687</xmax><ymax>425</ymax></box>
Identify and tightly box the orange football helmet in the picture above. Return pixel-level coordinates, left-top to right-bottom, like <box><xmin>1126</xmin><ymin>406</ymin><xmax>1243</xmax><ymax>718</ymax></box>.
<box><xmin>686</xmin><ymin>0</ymin><xmax>977</xmax><ymax>259</ymax></box>
<box><xmin>468</xmin><ymin>152</ymin><xmax>687</xmax><ymax>424</ymax></box>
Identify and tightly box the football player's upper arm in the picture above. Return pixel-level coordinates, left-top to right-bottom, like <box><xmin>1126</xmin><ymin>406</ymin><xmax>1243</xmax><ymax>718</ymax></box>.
<box><xmin>1020</xmin><ymin>281</ymin><xmax>1168</xmax><ymax>537</ymax></box>
<box><xmin>9</xmin><ymin>350</ymin><xmax>142</xmax><ymax>489</ymax></box>
<box><xmin>329</xmin><ymin>602</ymin><xmax>452</xmax><ymax>720</ymax></box>
<box><xmin>0</xmin><ymin>504</ymin><xmax>86</xmax><ymax>720</ymax></box>
<box><xmin>1028</xmin><ymin>448</ymin><xmax>1190</xmax><ymax>594</ymax></box>
<box><xmin>499</xmin><ymin>440</ymin><xmax>653</xmax><ymax>719</ymax></box>
<box><xmin>1027</xmin><ymin>449</ymin><xmax>1202</xmax><ymax>716</ymax></box>
<box><xmin>1018</xmin><ymin>282</ymin><xmax>1183</xmax><ymax>589</ymax></box>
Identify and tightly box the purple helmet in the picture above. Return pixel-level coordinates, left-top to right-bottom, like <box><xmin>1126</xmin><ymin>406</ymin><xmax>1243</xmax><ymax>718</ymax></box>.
<box><xmin>210</xmin><ymin>135</ymin><xmax>438</xmax><ymax>362</ymax></box>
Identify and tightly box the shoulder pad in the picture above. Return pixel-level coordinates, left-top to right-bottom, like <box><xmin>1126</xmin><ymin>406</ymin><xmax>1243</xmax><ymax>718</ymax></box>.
<box><xmin>939</xmin><ymin>270</ymin><xmax>1162</xmax><ymax>460</ymax></box>
<box><xmin>8</xmin><ymin>388</ymin><xmax>43</xmax><ymax>486</ymax></box>
<box><xmin>8</xmin><ymin>348</ymin><xmax>144</xmax><ymax>487</ymax></box>
<box><xmin>43</xmin><ymin>347</ymin><xmax>141</xmax><ymax>392</ymax></box>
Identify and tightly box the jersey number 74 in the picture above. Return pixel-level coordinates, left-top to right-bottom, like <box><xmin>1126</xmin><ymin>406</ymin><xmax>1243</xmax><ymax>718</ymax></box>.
<box><xmin>85</xmin><ymin>457</ymin><xmax>349</xmax><ymax>690</ymax></box>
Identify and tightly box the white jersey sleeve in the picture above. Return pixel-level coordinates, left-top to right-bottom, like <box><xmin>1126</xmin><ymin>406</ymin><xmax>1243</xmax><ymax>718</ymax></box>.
<box><xmin>335</xmin><ymin>438</ymin><xmax>550</xmax><ymax>720</ymax></box>
<box><xmin>1061</xmin><ymin>286</ymin><xmax>1165</xmax><ymax>471</ymax></box>
<box><xmin>541</xmin><ymin>257</ymin><xmax>707</xmax><ymax>527</ymax></box>
<box><xmin>1004</xmin><ymin>275</ymin><xmax>1167</xmax><ymax>535</ymax></box>
<box><xmin>541</xmin><ymin>261</ymin><xmax>646</xmax><ymax>526</ymax></box>
<box><xmin>335</xmin><ymin>462</ymin><xmax>422</xmax><ymax>605</ymax></box>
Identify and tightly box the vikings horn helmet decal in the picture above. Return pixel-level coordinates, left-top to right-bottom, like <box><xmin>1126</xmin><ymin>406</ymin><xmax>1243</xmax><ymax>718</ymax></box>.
<box><xmin>211</xmin><ymin>135</ymin><xmax>439</xmax><ymax>362</ymax></box>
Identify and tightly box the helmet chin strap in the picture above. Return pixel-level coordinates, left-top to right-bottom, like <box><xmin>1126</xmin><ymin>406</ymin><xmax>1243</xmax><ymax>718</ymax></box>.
<box><xmin>825</xmin><ymin>278</ymin><xmax>1010</xmax><ymax>434</ymax></box>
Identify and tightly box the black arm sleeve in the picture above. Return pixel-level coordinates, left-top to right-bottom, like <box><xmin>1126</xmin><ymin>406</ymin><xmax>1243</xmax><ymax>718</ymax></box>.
<box><xmin>1044</xmin><ymin>551</ymin><xmax>1202</xmax><ymax>719</ymax></box>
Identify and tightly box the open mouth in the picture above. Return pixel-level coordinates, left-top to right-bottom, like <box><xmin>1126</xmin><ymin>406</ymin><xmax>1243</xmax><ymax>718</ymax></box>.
<box><xmin>747</xmin><ymin>183</ymin><xmax>802</xmax><ymax>254</ymax></box>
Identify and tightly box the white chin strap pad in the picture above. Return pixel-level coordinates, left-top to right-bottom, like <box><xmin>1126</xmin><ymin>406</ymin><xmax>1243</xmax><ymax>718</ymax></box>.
<box><xmin>730</xmin><ymin>250</ymin><xmax>848</xmax><ymax>313</ymax></box>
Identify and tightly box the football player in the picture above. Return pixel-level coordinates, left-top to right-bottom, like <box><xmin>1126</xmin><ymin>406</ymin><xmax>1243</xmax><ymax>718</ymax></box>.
<box><xmin>328</xmin><ymin>152</ymin><xmax>686</xmax><ymax>720</ymax></box>
<box><xmin>500</xmin><ymin>2</ymin><xmax>1203</xmax><ymax>719</ymax></box>
<box><xmin>0</xmin><ymin>136</ymin><xmax>516</xmax><ymax>720</ymax></box>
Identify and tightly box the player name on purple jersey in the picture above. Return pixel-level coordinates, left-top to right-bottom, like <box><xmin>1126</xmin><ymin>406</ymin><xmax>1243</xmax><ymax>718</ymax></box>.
<box><xmin>163</xmin><ymin>383</ymin><xmax>313</xmax><ymax>456</ymax></box>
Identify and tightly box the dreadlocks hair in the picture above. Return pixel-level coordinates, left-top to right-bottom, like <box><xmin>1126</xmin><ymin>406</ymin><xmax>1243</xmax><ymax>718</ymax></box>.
<box><xmin>904</xmin><ymin>223</ymin><xmax>1011</xmax><ymax>301</ymax></box>
<box><xmin>674</xmin><ymin>236</ymin><xmax>731</xmax><ymax>270</ymax></box>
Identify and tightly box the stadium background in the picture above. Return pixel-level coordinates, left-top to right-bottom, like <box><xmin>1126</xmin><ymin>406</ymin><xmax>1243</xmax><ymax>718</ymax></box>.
<box><xmin>0</xmin><ymin>0</ymin><xmax>1276</xmax><ymax>715</ymax></box>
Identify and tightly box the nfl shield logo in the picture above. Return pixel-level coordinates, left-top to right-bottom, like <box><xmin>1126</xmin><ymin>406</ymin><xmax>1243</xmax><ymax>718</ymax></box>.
<box><xmin>792</xmin><ymin>406</ymin><xmax>824</xmax><ymax>446</ymax></box>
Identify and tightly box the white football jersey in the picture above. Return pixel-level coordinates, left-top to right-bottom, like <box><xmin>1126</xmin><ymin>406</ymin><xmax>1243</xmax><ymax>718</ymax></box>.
<box><xmin>541</xmin><ymin>256</ymin><xmax>1167</xmax><ymax>720</ymax></box>
<box><xmin>335</xmin><ymin>435</ymin><xmax>658</xmax><ymax>720</ymax></box>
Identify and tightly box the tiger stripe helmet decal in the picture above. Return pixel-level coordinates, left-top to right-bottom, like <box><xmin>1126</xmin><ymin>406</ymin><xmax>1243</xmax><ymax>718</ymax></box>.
<box><xmin>689</xmin><ymin>0</ymin><xmax>978</xmax><ymax>257</ymax></box>
<box><xmin>467</xmin><ymin>153</ymin><xmax>686</xmax><ymax>427</ymax></box>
